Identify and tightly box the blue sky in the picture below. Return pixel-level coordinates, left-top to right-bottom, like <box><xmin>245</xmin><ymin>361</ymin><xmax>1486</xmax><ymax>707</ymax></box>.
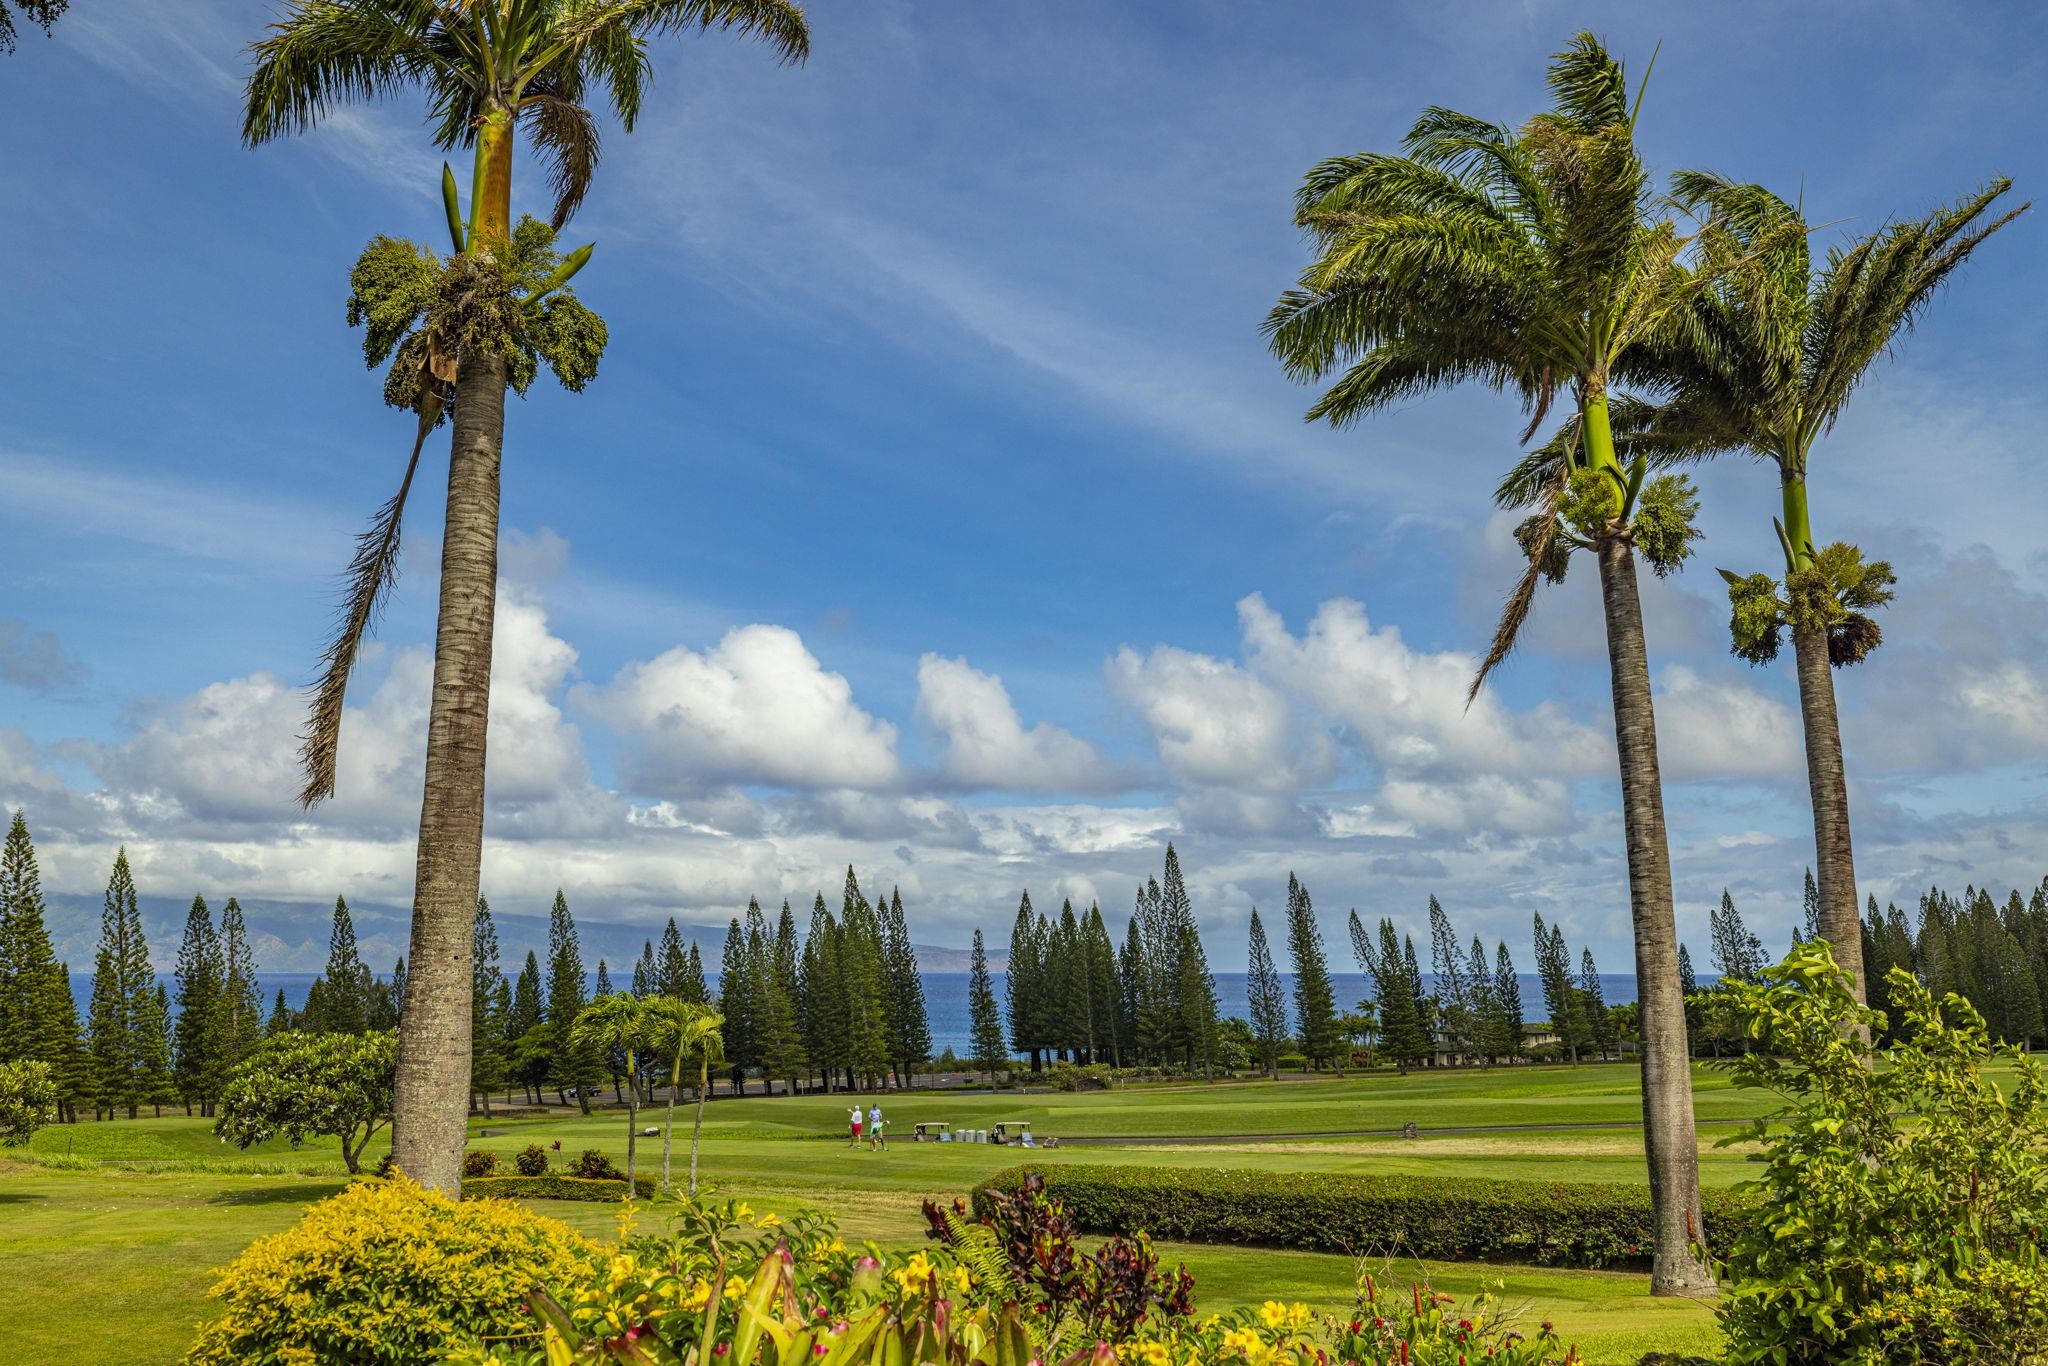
<box><xmin>3</xmin><ymin>0</ymin><xmax>2046</xmax><ymax>971</ymax></box>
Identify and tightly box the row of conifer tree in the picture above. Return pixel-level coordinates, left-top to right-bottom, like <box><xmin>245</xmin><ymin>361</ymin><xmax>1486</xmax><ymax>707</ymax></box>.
<box><xmin>11</xmin><ymin>807</ymin><xmax>2048</xmax><ymax>1123</ymax></box>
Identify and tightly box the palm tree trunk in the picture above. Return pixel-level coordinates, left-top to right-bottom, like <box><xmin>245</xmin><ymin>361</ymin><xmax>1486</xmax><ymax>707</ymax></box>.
<box><xmin>689</xmin><ymin>1060</ymin><xmax>708</xmax><ymax>1197</ymax></box>
<box><xmin>1596</xmin><ymin>536</ymin><xmax>1712</xmax><ymax>1297</ymax></box>
<box><xmin>1783</xmin><ymin>477</ymin><xmax>1864</xmax><ymax>1008</ymax></box>
<box><xmin>624</xmin><ymin>1067</ymin><xmax>637</xmax><ymax>1193</ymax></box>
<box><xmin>388</xmin><ymin>106</ymin><xmax>517</xmax><ymax>1199</ymax></box>
<box><xmin>661</xmin><ymin>1076</ymin><xmax>677</xmax><ymax>1192</ymax></box>
<box><xmin>389</xmin><ymin>346</ymin><xmax>505</xmax><ymax>1195</ymax></box>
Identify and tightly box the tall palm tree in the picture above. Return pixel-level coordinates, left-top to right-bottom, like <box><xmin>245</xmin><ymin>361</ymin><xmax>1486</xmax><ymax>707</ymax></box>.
<box><xmin>646</xmin><ymin>997</ymin><xmax>722</xmax><ymax>1196</ymax></box>
<box><xmin>570</xmin><ymin>991</ymin><xmax>650</xmax><ymax>1190</ymax></box>
<box><xmin>1655</xmin><ymin>174</ymin><xmax>2026</xmax><ymax>1004</ymax></box>
<box><xmin>241</xmin><ymin>0</ymin><xmax>808</xmax><ymax>1195</ymax></box>
<box><xmin>1266</xmin><ymin>33</ymin><xmax>1720</xmax><ymax>1295</ymax></box>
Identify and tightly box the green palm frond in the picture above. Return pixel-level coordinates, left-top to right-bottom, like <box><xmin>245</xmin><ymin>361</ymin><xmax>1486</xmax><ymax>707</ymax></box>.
<box><xmin>554</xmin><ymin>0</ymin><xmax>809</xmax><ymax>64</ymax></box>
<box><xmin>1804</xmin><ymin>179</ymin><xmax>2026</xmax><ymax>436</ymax></box>
<box><xmin>1545</xmin><ymin>30</ymin><xmax>1632</xmax><ymax>132</ymax></box>
<box><xmin>1300</xmin><ymin>335</ymin><xmax>1529</xmax><ymax>429</ymax></box>
<box><xmin>243</xmin><ymin>0</ymin><xmax>458</xmax><ymax>145</ymax></box>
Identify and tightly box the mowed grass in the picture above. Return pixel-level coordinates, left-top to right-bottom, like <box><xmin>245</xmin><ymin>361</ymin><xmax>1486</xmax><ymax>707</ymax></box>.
<box><xmin>5</xmin><ymin>1063</ymin><xmax>1751</xmax><ymax>1364</ymax></box>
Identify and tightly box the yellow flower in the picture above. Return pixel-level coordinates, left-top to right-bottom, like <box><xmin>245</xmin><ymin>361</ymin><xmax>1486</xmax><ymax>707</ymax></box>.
<box><xmin>1285</xmin><ymin>1303</ymin><xmax>1312</xmax><ymax>1330</ymax></box>
<box><xmin>950</xmin><ymin>1265</ymin><xmax>972</xmax><ymax>1296</ymax></box>
<box><xmin>723</xmin><ymin>1277</ymin><xmax>746</xmax><ymax>1300</ymax></box>
<box><xmin>1256</xmin><ymin>1302</ymin><xmax>1288</xmax><ymax>1330</ymax></box>
<box><xmin>736</xmin><ymin>1203</ymin><xmax>754</xmax><ymax>1220</ymax></box>
<box><xmin>756</xmin><ymin>1212</ymin><xmax>783</xmax><ymax>1229</ymax></box>
<box><xmin>893</xmin><ymin>1251</ymin><xmax>937</xmax><ymax>1294</ymax></box>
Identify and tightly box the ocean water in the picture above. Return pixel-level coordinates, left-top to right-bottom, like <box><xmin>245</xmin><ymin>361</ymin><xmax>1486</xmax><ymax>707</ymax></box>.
<box><xmin>72</xmin><ymin>971</ymin><xmax>1647</xmax><ymax>1058</ymax></box>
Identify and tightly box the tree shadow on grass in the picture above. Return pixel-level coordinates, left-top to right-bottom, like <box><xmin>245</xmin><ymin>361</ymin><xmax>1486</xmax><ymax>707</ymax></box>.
<box><xmin>0</xmin><ymin>1192</ymin><xmax>50</xmax><ymax>1204</ymax></box>
<box><xmin>207</xmin><ymin>1181</ymin><xmax>346</xmax><ymax>1207</ymax></box>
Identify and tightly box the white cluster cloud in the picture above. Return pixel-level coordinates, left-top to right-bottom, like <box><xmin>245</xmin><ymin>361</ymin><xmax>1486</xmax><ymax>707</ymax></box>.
<box><xmin>587</xmin><ymin>624</ymin><xmax>901</xmax><ymax>794</ymax></box>
<box><xmin>1105</xmin><ymin>643</ymin><xmax>1327</xmax><ymax>790</ymax></box>
<box><xmin>11</xmin><ymin>526</ymin><xmax>2048</xmax><ymax>968</ymax></box>
<box><xmin>1653</xmin><ymin>665</ymin><xmax>1803</xmax><ymax>782</ymax></box>
<box><xmin>915</xmin><ymin>654</ymin><xmax>1108</xmax><ymax>792</ymax></box>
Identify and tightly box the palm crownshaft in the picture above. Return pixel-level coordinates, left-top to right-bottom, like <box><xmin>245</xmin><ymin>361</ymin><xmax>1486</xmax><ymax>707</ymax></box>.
<box><xmin>1267</xmin><ymin>32</ymin><xmax>1712</xmax><ymax>1295</ymax></box>
<box><xmin>241</xmin><ymin>0</ymin><xmax>806</xmax><ymax>1196</ymax></box>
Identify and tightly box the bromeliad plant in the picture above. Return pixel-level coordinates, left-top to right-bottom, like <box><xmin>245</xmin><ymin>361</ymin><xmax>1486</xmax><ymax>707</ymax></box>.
<box><xmin>454</xmin><ymin>1194</ymin><xmax>1069</xmax><ymax>1366</ymax></box>
<box><xmin>453</xmin><ymin>1190</ymin><xmax>1588</xmax><ymax>1366</ymax></box>
<box><xmin>922</xmin><ymin>1176</ymin><xmax>1194</xmax><ymax>1347</ymax></box>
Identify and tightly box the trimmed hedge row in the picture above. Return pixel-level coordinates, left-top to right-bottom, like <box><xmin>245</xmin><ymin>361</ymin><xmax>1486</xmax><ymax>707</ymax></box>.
<box><xmin>972</xmin><ymin>1164</ymin><xmax>1753</xmax><ymax>1271</ymax></box>
<box><xmin>465</xmin><ymin>1173</ymin><xmax>659</xmax><ymax>1203</ymax></box>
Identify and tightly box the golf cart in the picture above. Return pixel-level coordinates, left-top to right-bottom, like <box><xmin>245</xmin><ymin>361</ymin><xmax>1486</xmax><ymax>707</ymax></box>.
<box><xmin>912</xmin><ymin>1121</ymin><xmax>952</xmax><ymax>1143</ymax></box>
<box><xmin>990</xmin><ymin>1121</ymin><xmax>1034</xmax><ymax>1147</ymax></box>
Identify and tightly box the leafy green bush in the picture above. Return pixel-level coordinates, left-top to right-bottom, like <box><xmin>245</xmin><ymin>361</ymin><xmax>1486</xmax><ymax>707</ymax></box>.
<box><xmin>514</xmin><ymin>1142</ymin><xmax>549</xmax><ymax>1176</ymax></box>
<box><xmin>464</xmin><ymin>1172</ymin><xmax>657</xmax><ymax>1202</ymax></box>
<box><xmin>974</xmin><ymin>1164</ymin><xmax>1753</xmax><ymax>1270</ymax></box>
<box><xmin>572</xmin><ymin>1146</ymin><xmax>624</xmax><ymax>1180</ymax></box>
<box><xmin>462</xmin><ymin>1147</ymin><xmax>499</xmax><ymax>1178</ymax></box>
<box><xmin>1713</xmin><ymin>941</ymin><xmax>2048</xmax><ymax>1362</ymax></box>
<box><xmin>0</xmin><ymin>1059</ymin><xmax>58</xmax><ymax>1147</ymax></box>
<box><xmin>184</xmin><ymin>1175</ymin><xmax>595</xmax><ymax>1364</ymax></box>
<box><xmin>1042</xmin><ymin>1061</ymin><xmax>1113</xmax><ymax>1092</ymax></box>
<box><xmin>215</xmin><ymin>1030</ymin><xmax>396</xmax><ymax>1174</ymax></box>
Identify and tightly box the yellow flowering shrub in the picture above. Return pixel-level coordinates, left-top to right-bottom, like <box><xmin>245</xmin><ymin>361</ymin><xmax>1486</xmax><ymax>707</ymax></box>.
<box><xmin>183</xmin><ymin>1176</ymin><xmax>597</xmax><ymax>1365</ymax></box>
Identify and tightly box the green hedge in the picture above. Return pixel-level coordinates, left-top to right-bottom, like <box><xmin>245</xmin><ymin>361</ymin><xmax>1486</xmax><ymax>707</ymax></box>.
<box><xmin>464</xmin><ymin>1173</ymin><xmax>659</xmax><ymax>1203</ymax></box>
<box><xmin>972</xmin><ymin>1164</ymin><xmax>1754</xmax><ymax>1271</ymax></box>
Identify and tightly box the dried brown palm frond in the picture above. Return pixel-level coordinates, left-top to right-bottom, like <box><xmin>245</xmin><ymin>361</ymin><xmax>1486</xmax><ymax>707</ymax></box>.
<box><xmin>298</xmin><ymin>389</ymin><xmax>443</xmax><ymax>807</ymax></box>
<box><xmin>1469</xmin><ymin>458</ymin><xmax>1569</xmax><ymax>705</ymax></box>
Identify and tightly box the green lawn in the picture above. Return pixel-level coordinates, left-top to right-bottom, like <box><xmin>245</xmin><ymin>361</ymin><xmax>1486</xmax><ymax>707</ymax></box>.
<box><xmin>5</xmin><ymin>1063</ymin><xmax>1747</xmax><ymax>1364</ymax></box>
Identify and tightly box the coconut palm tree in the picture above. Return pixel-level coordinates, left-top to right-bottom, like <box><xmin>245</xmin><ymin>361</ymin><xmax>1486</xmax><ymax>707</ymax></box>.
<box><xmin>1650</xmin><ymin>173</ymin><xmax>2025</xmax><ymax>1004</ymax></box>
<box><xmin>1265</xmin><ymin>33</ymin><xmax>1721</xmax><ymax>1295</ymax></box>
<box><xmin>570</xmin><ymin>992</ymin><xmax>650</xmax><ymax>1190</ymax></box>
<box><xmin>241</xmin><ymin>0</ymin><xmax>808</xmax><ymax>1195</ymax></box>
<box><xmin>646</xmin><ymin>997</ymin><xmax>722</xmax><ymax>1196</ymax></box>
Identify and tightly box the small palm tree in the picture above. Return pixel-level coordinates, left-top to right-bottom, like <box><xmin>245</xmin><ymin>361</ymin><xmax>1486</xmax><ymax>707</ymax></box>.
<box><xmin>241</xmin><ymin>0</ymin><xmax>808</xmax><ymax>1195</ymax></box>
<box><xmin>1653</xmin><ymin>173</ymin><xmax>2026</xmax><ymax>1001</ymax></box>
<box><xmin>570</xmin><ymin>993</ymin><xmax>651</xmax><ymax>1191</ymax></box>
<box><xmin>1266</xmin><ymin>32</ymin><xmax>1722</xmax><ymax>1295</ymax></box>
<box><xmin>645</xmin><ymin>998</ymin><xmax>723</xmax><ymax>1196</ymax></box>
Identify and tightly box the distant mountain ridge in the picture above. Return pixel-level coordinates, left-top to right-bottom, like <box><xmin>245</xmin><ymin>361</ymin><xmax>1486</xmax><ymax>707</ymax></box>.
<box><xmin>41</xmin><ymin>893</ymin><xmax>996</xmax><ymax>975</ymax></box>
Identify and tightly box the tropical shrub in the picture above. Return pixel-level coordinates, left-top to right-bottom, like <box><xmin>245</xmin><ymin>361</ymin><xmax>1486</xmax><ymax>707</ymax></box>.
<box><xmin>453</xmin><ymin>1191</ymin><xmax>1578</xmax><ymax>1365</ymax></box>
<box><xmin>974</xmin><ymin>1165</ymin><xmax>1753</xmax><ymax>1270</ymax></box>
<box><xmin>515</xmin><ymin>1142</ymin><xmax>550</xmax><ymax>1176</ymax></box>
<box><xmin>1713</xmin><ymin>941</ymin><xmax>2048</xmax><ymax>1362</ymax></box>
<box><xmin>184</xmin><ymin>1176</ymin><xmax>595</xmax><ymax>1364</ymax></box>
<box><xmin>1043</xmin><ymin>1062</ymin><xmax>1112</xmax><ymax>1092</ymax></box>
<box><xmin>464</xmin><ymin>1147</ymin><xmax>501</xmax><ymax>1178</ymax></box>
<box><xmin>214</xmin><ymin>1029</ymin><xmax>396</xmax><ymax>1173</ymax></box>
<box><xmin>574</xmin><ymin>1147</ymin><xmax>626</xmax><ymax>1180</ymax></box>
<box><xmin>0</xmin><ymin>1058</ymin><xmax>58</xmax><ymax>1146</ymax></box>
<box><xmin>924</xmin><ymin>1175</ymin><xmax>1192</xmax><ymax>1343</ymax></box>
<box><xmin>1166</xmin><ymin>1274</ymin><xmax>1580</xmax><ymax>1366</ymax></box>
<box><xmin>465</xmin><ymin>1173</ymin><xmax>657</xmax><ymax>1202</ymax></box>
